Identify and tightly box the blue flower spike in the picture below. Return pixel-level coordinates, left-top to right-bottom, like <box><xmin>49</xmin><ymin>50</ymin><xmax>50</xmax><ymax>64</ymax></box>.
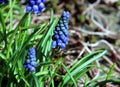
<box><xmin>24</xmin><ymin>47</ymin><xmax>37</xmax><ymax>72</ymax></box>
<box><xmin>0</xmin><ymin>0</ymin><xmax>8</xmax><ymax>4</ymax></box>
<box><xmin>26</xmin><ymin>0</ymin><xmax>45</xmax><ymax>14</ymax></box>
<box><xmin>52</xmin><ymin>11</ymin><xmax>70</xmax><ymax>50</ymax></box>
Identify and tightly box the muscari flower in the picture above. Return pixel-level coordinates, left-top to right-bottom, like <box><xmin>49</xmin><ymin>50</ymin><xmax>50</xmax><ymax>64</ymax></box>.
<box><xmin>26</xmin><ymin>0</ymin><xmax>45</xmax><ymax>14</ymax></box>
<box><xmin>52</xmin><ymin>11</ymin><xmax>70</xmax><ymax>49</ymax></box>
<box><xmin>24</xmin><ymin>47</ymin><xmax>37</xmax><ymax>72</ymax></box>
<box><xmin>0</xmin><ymin>0</ymin><xmax>8</xmax><ymax>4</ymax></box>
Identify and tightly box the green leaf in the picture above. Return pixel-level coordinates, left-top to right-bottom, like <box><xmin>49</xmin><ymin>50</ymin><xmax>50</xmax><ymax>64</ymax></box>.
<box><xmin>21</xmin><ymin>77</ymin><xmax>30</xmax><ymax>87</ymax></box>
<box><xmin>32</xmin><ymin>73</ymin><xmax>40</xmax><ymax>87</ymax></box>
<box><xmin>0</xmin><ymin>53</ymin><xmax>6</xmax><ymax>60</ymax></box>
<box><xmin>106</xmin><ymin>64</ymin><xmax>115</xmax><ymax>80</ymax></box>
<box><xmin>61</xmin><ymin>63</ymin><xmax>77</xmax><ymax>87</ymax></box>
<box><xmin>0</xmin><ymin>10</ymin><xmax>7</xmax><ymax>46</ymax></box>
<box><xmin>59</xmin><ymin>50</ymin><xmax>107</xmax><ymax>86</ymax></box>
<box><xmin>36</xmin><ymin>11</ymin><xmax>59</xmax><ymax>60</ymax></box>
<box><xmin>86</xmin><ymin>74</ymin><xmax>107</xmax><ymax>86</ymax></box>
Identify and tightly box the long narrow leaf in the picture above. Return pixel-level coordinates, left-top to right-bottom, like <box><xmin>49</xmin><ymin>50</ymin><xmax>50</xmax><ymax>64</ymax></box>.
<box><xmin>61</xmin><ymin>50</ymin><xmax>107</xmax><ymax>86</ymax></box>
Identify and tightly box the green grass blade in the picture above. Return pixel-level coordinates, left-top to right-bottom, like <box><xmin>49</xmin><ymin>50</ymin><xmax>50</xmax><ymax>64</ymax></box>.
<box><xmin>106</xmin><ymin>64</ymin><xmax>115</xmax><ymax>80</ymax></box>
<box><xmin>86</xmin><ymin>74</ymin><xmax>107</xmax><ymax>86</ymax></box>
<box><xmin>32</xmin><ymin>73</ymin><xmax>40</xmax><ymax>87</ymax></box>
<box><xmin>61</xmin><ymin>50</ymin><xmax>107</xmax><ymax>86</ymax></box>
<box><xmin>0</xmin><ymin>10</ymin><xmax>7</xmax><ymax>47</ymax></box>
<box><xmin>61</xmin><ymin>63</ymin><xmax>77</xmax><ymax>87</ymax></box>
<box><xmin>21</xmin><ymin>77</ymin><xmax>30</xmax><ymax>87</ymax></box>
<box><xmin>36</xmin><ymin>18</ymin><xmax>59</xmax><ymax>59</ymax></box>
<box><xmin>69</xmin><ymin>50</ymin><xmax>106</xmax><ymax>72</ymax></box>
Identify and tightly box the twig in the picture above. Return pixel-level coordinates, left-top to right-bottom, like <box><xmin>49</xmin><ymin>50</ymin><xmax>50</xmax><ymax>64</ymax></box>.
<box><xmin>77</xmin><ymin>47</ymin><xmax>86</xmax><ymax>58</ymax></box>
<box><xmin>82</xmin><ymin>40</ymin><xmax>120</xmax><ymax>72</ymax></box>
<box><xmin>67</xmin><ymin>47</ymin><xmax>86</xmax><ymax>68</ymax></box>
<box><xmin>93</xmin><ymin>9</ymin><xmax>109</xmax><ymax>27</ymax></box>
<box><xmin>91</xmin><ymin>10</ymin><xmax>116</xmax><ymax>36</ymax></box>
<box><xmin>81</xmin><ymin>42</ymin><xmax>101</xmax><ymax>80</ymax></box>
<box><xmin>103</xmin><ymin>56</ymin><xmax>120</xmax><ymax>72</ymax></box>
<box><xmin>83</xmin><ymin>40</ymin><xmax>120</xmax><ymax>60</ymax></box>
<box><xmin>82</xmin><ymin>0</ymin><xmax>100</xmax><ymax>15</ymax></box>
<box><xmin>78</xmin><ymin>27</ymin><xmax>107</xmax><ymax>36</ymax></box>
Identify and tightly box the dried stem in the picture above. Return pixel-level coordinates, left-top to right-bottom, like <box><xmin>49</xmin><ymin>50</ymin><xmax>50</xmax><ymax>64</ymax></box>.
<box><xmin>82</xmin><ymin>40</ymin><xmax>120</xmax><ymax>72</ymax></box>
<box><xmin>82</xmin><ymin>0</ymin><xmax>100</xmax><ymax>15</ymax></box>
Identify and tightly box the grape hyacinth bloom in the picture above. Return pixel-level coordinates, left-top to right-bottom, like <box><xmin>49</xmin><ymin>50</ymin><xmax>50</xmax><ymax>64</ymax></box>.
<box><xmin>26</xmin><ymin>0</ymin><xmax>45</xmax><ymax>14</ymax></box>
<box><xmin>0</xmin><ymin>0</ymin><xmax>8</xmax><ymax>4</ymax></box>
<box><xmin>52</xmin><ymin>11</ymin><xmax>70</xmax><ymax>49</ymax></box>
<box><xmin>24</xmin><ymin>47</ymin><xmax>36</xmax><ymax>72</ymax></box>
